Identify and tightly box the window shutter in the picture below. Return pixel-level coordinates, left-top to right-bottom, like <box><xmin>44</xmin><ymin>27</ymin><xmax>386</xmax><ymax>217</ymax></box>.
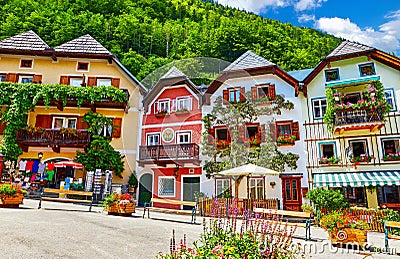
<box><xmin>6</xmin><ymin>73</ymin><xmax>18</xmax><ymax>83</ymax></box>
<box><xmin>112</xmin><ymin>118</ymin><xmax>122</xmax><ymax>138</ymax></box>
<box><xmin>240</xmin><ymin>87</ymin><xmax>246</xmax><ymax>101</ymax></box>
<box><xmin>223</xmin><ymin>89</ymin><xmax>229</xmax><ymax>102</ymax></box>
<box><xmin>208</xmin><ymin>128</ymin><xmax>215</xmax><ymax>143</ymax></box>
<box><xmin>0</xmin><ymin>120</ymin><xmax>6</xmax><ymax>135</ymax></box>
<box><xmin>77</xmin><ymin>117</ymin><xmax>88</xmax><ymax>129</ymax></box>
<box><xmin>292</xmin><ymin>121</ymin><xmax>300</xmax><ymax>140</ymax></box>
<box><xmin>87</xmin><ymin>77</ymin><xmax>97</xmax><ymax>87</ymax></box>
<box><xmin>111</xmin><ymin>78</ymin><xmax>120</xmax><ymax>88</ymax></box>
<box><xmin>33</xmin><ymin>74</ymin><xmax>42</xmax><ymax>84</ymax></box>
<box><xmin>258</xmin><ymin>125</ymin><xmax>266</xmax><ymax>142</ymax></box>
<box><xmin>35</xmin><ymin>115</ymin><xmax>52</xmax><ymax>128</ymax></box>
<box><xmin>269</xmin><ymin>84</ymin><xmax>276</xmax><ymax>100</ymax></box>
<box><xmin>251</xmin><ymin>86</ymin><xmax>257</xmax><ymax>101</ymax></box>
<box><xmin>238</xmin><ymin>125</ymin><xmax>245</xmax><ymax>142</ymax></box>
<box><xmin>205</xmin><ymin>94</ymin><xmax>211</xmax><ymax>105</ymax></box>
<box><xmin>60</xmin><ymin>76</ymin><xmax>70</xmax><ymax>85</ymax></box>
<box><xmin>269</xmin><ymin>122</ymin><xmax>277</xmax><ymax>142</ymax></box>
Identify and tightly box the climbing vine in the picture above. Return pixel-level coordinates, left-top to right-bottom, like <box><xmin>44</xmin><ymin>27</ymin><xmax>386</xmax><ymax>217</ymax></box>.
<box><xmin>0</xmin><ymin>82</ymin><xmax>128</xmax><ymax>161</ymax></box>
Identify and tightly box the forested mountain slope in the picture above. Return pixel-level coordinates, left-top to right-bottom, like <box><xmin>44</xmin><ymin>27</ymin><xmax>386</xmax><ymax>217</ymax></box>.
<box><xmin>0</xmin><ymin>0</ymin><xmax>341</xmax><ymax>82</ymax></box>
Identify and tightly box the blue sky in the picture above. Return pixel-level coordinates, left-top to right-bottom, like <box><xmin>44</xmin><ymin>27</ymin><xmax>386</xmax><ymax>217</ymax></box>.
<box><xmin>217</xmin><ymin>0</ymin><xmax>400</xmax><ymax>55</ymax></box>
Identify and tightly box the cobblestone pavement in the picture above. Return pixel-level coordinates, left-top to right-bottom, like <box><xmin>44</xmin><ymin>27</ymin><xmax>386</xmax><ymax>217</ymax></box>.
<box><xmin>0</xmin><ymin>199</ymin><xmax>399</xmax><ymax>258</ymax></box>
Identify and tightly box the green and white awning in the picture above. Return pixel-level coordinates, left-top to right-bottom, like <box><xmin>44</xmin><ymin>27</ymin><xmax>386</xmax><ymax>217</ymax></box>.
<box><xmin>313</xmin><ymin>171</ymin><xmax>400</xmax><ymax>187</ymax></box>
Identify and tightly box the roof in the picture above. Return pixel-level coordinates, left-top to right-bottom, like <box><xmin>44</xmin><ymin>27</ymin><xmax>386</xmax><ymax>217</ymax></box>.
<box><xmin>54</xmin><ymin>34</ymin><xmax>111</xmax><ymax>55</ymax></box>
<box><xmin>161</xmin><ymin>66</ymin><xmax>186</xmax><ymax>79</ymax></box>
<box><xmin>0</xmin><ymin>30</ymin><xmax>50</xmax><ymax>51</ymax></box>
<box><xmin>224</xmin><ymin>50</ymin><xmax>275</xmax><ymax>71</ymax></box>
<box><xmin>288</xmin><ymin>68</ymin><xmax>313</xmax><ymax>81</ymax></box>
<box><xmin>327</xmin><ymin>40</ymin><xmax>374</xmax><ymax>58</ymax></box>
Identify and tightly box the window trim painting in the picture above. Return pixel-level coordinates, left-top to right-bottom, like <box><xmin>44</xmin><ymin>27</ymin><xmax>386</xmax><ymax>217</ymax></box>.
<box><xmin>318</xmin><ymin>141</ymin><xmax>337</xmax><ymax>158</ymax></box>
<box><xmin>358</xmin><ymin>62</ymin><xmax>376</xmax><ymax>77</ymax></box>
<box><xmin>348</xmin><ymin>139</ymin><xmax>369</xmax><ymax>158</ymax></box>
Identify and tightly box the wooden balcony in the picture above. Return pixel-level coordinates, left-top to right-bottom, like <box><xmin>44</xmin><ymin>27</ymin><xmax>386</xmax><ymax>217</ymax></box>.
<box><xmin>16</xmin><ymin>128</ymin><xmax>90</xmax><ymax>153</ymax></box>
<box><xmin>139</xmin><ymin>143</ymin><xmax>200</xmax><ymax>166</ymax></box>
<box><xmin>333</xmin><ymin>107</ymin><xmax>385</xmax><ymax>134</ymax></box>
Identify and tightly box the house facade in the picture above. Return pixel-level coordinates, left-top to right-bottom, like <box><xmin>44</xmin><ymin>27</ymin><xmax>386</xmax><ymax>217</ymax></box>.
<box><xmin>203</xmin><ymin>51</ymin><xmax>308</xmax><ymax>211</ymax></box>
<box><xmin>0</xmin><ymin>31</ymin><xmax>146</xmax><ymax>187</ymax></box>
<box><xmin>137</xmin><ymin>67</ymin><xmax>213</xmax><ymax>207</ymax></box>
<box><xmin>302</xmin><ymin>40</ymin><xmax>400</xmax><ymax>209</ymax></box>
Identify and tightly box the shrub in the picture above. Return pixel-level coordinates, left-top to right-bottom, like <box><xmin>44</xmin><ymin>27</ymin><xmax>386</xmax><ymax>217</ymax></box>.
<box><xmin>306</xmin><ymin>188</ymin><xmax>349</xmax><ymax>211</ymax></box>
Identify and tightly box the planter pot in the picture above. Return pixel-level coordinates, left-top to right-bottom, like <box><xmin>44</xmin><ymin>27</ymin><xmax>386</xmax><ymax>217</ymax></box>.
<box><xmin>155</xmin><ymin>113</ymin><xmax>168</xmax><ymax>118</ymax></box>
<box><xmin>106</xmin><ymin>202</ymin><xmax>136</xmax><ymax>216</ymax></box>
<box><xmin>329</xmin><ymin>228</ymin><xmax>367</xmax><ymax>246</ymax></box>
<box><xmin>0</xmin><ymin>195</ymin><xmax>24</xmax><ymax>208</ymax></box>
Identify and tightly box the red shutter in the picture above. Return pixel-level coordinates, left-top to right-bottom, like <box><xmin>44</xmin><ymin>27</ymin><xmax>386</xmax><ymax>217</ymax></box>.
<box><xmin>292</xmin><ymin>121</ymin><xmax>300</xmax><ymax>140</ymax></box>
<box><xmin>223</xmin><ymin>89</ymin><xmax>229</xmax><ymax>102</ymax></box>
<box><xmin>60</xmin><ymin>76</ymin><xmax>70</xmax><ymax>85</ymax></box>
<box><xmin>208</xmin><ymin>128</ymin><xmax>215</xmax><ymax>144</ymax></box>
<box><xmin>112</xmin><ymin>118</ymin><xmax>122</xmax><ymax>138</ymax></box>
<box><xmin>269</xmin><ymin>122</ymin><xmax>277</xmax><ymax>142</ymax></box>
<box><xmin>6</xmin><ymin>73</ymin><xmax>18</xmax><ymax>82</ymax></box>
<box><xmin>0</xmin><ymin>120</ymin><xmax>6</xmax><ymax>135</ymax></box>
<box><xmin>33</xmin><ymin>74</ymin><xmax>42</xmax><ymax>84</ymax></box>
<box><xmin>35</xmin><ymin>115</ymin><xmax>52</xmax><ymax>128</ymax></box>
<box><xmin>205</xmin><ymin>94</ymin><xmax>211</xmax><ymax>105</ymax></box>
<box><xmin>238</xmin><ymin>125</ymin><xmax>245</xmax><ymax>143</ymax></box>
<box><xmin>111</xmin><ymin>78</ymin><xmax>120</xmax><ymax>88</ymax></box>
<box><xmin>87</xmin><ymin>77</ymin><xmax>97</xmax><ymax>87</ymax></box>
<box><xmin>240</xmin><ymin>87</ymin><xmax>246</xmax><ymax>101</ymax></box>
<box><xmin>251</xmin><ymin>86</ymin><xmax>257</xmax><ymax>101</ymax></box>
<box><xmin>269</xmin><ymin>84</ymin><xmax>276</xmax><ymax>100</ymax></box>
<box><xmin>77</xmin><ymin>117</ymin><xmax>88</xmax><ymax>129</ymax></box>
<box><xmin>258</xmin><ymin>125</ymin><xmax>266</xmax><ymax>142</ymax></box>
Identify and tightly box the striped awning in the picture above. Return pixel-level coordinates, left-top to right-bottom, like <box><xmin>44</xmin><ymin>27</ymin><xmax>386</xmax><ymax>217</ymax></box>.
<box><xmin>313</xmin><ymin>171</ymin><xmax>400</xmax><ymax>187</ymax></box>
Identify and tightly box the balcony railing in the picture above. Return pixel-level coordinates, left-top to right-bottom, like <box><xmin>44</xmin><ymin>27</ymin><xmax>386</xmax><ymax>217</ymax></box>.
<box><xmin>139</xmin><ymin>143</ymin><xmax>200</xmax><ymax>166</ymax></box>
<box><xmin>16</xmin><ymin>128</ymin><xmax>90</xmax><ymax>152</ymax></box>
<box><xmin>334</xmin><ymin>107</ymin><xmax>384</xmax><ymax>126</ymax></box>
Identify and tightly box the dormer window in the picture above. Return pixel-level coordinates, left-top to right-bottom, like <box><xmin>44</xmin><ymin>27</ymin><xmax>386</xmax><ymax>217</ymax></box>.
<box><xmin>359</xmin><ymin>63</ymin><xmax>376</xmax><ymax>77</ymax></box>
<box><xmin>155</xmin><ymin>99</ymin><xmax>170</xmax><ymax>114</ymax></box>
<box><xmin>325</xmin><ymin>68</ymin><xmax>340</xmax><ymax>82</ymax></box>
<box><xmin>20</xmin><ymin>59</ymin><xmax>33</xmax><ymax>68</ymax></box>
<box><xmin>77</xmin><ymin>62</ymin><xmax>89</xmax><ymax>71</ymax></box>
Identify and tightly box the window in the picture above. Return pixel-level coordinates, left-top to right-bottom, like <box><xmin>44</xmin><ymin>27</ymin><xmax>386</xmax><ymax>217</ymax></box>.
<box><xmin>257</xmin><ymin>85</ymin><xmax>269</xmax><ymax>98</ymax></box>
<box><xmin>0</xmin><ymin>74</ymin><xmax>6</xmax><ymax>82</ymax></box>
<box><xmin>284</xmin><ymin>179</ymin><xmax>298</xmax><ymax>201</ymax></box>
<box><xmin>155</xmin><ymin>99</ymin><xmax>170</xmax><ymax>114</ymax></box>
<box><xmin>346</xmin><ymin>92</ymin><xmax>361</xmax><ymax>104</ymax></box>
<box><xmin>246</xmin><ymin>126</ymin><xmax>258</xmax><ymax>139</ymax></box>
<box><xmin>147</xmin><ymin>133</ymin><xmax>160</xmax><ymax>146</ymax></box>
<box><xmin>249</xmin><ymin>178</ymin><xmax>264</xmax><ymax>199</ymax></box>
<box><xmin>229</xmin><ymin>88</ymin><xmax>241</xmax><ymax>102</ymax></box>
<box><xmin>216</xmin><ymin>178</ymin><xmax>230</xmax><ymax>198</ymax></box>
<box><xmin>342</xmin><ymin>187</ymin><xmax>366</xmax><ymax>205</ymax></box>
<box><xmin>382</xmin><ymin>139</ymin><xmax>400</xmax><ymax>156</ymax></box>
<box><xmin>325</xmin><ymin>68</ymin><xmax>340</xmax><ymax>82</ymax></box>
<box><xmin>18</xmin><ymin>75</ymin><xmax>33</xmax><ymax>84</ymax></box>
<box><xmin>312</xmin><ymin>98</ymin><xmax>327</xmax><ymax>119</ymax></box>
<box><xmin>378</xmin><ymin>186</ymin><xmax>400</xmax><ymax>203</ymax></box>
<box><xmin>159</xmin><ymin>177</ymin><xmax>175</xmax><ymax>197</ymax></box>
<box><xmin>215</xmin><ymin>128</ymin><xmax>228</xmax><ymax>141</ymax></box>
<box><xmin>20</xmin><ymin>59</ymin><xmax>33</xmax><ymax>68</ymax></box>
<box><xmin>277</xmin><ymin>123</ymin><xmax>292</xmax><ymax>137</ymax></box>
<box><xmin>384</xmin><ymin>89</ymin><xmax>396</xmax><ymax>111</ymax></box>
<box><xmin>70</xmin><ymin>77</ymin><xmax>84</xmax><ymax>87</ymax></box>
<box><xmin>52</xmin><ymin>117</ymin><xmax>77</xmax><ymax>129</ymax></box>
<box><xmin>176</xmin><ymin>97</ymin><xmax>192</xmax><ymax>112</ymax></box>
<box><xmin>320</xmin><ymin>143</ymin><xmax>335</xmax><ymax>158</ymax></box>
<box><xmin>97</xmin><ymin>78</ymin><xmax>112</xmax><ymax>86</ymax></box>
<box><xmin>77</xmin><ymin>62</ymin><xmax>89</xmax><ymax>71</ymax></box>
<box><xmin>177</xmin><ymin>131</ymin><xmax>191</xmax><ymax>144</ymax></box>
<box><xmin>349</xmin><ymin>139</ymin><xmax>368</xmax><ymax>157</ymax></box>
<box><xmin>98</xmin><ymin>123</ymin><xmax>113</xmax><ymax>137</ymax></box>
<box><xmin>359</xmin><ymin>63</ymin><xmax>376</xmax><ymax>77</ymax></box>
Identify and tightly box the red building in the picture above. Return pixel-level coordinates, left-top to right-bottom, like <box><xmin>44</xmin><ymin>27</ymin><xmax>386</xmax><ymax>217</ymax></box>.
<box><xmin>137</xmin><ymin>67</ymin><xmax>207</xmax><ymax>208</ymax></box>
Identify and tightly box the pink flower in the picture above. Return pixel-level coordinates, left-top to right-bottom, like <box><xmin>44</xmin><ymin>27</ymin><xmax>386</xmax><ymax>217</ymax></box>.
<box><xmin>212</xmin><ymin>245</ymin><xmax>223</xmax><ymax>255</ymax></box>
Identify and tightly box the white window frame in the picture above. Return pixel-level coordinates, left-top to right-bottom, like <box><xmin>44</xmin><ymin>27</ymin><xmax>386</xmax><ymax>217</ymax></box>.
<box><xmin>76</xmin><ymin>61</ymin><xmax>90</xmax><ymax>72</ymax></box>
<box><xmin>312</xmin><ymin>98</ymin><xmax>327</xmax><ymax>119</ymax></box>
<box><xmin>249</xmin><ymin>177</ymin><xmax>264</xmax><ymax>199</ymax></box>
<box><xmin>382</xmin><ymin>138</ymin><xmax>400</xmax><ymax>157</ymax></box>
<box><xmin>348</xmin><ymin>139</ymin><xmax>368</xmax><ymax>157</ymax></box>
<box><xmin>384</xmin><ymin>89</ymin><xmax>397</xmax><ymax>111</ymax></box>
<box><xmin>19</xmin><ymin>59</ymin><xmax>33</xmax><ymax>69</ymax></box>
<box><xmin>216</xmin><ymin>178</ymin><xmax>230</xmax><ymax>197</ymax></box>
<box><xmin>176</xmin><ymin>96</ymin><xmax>192</xmax><ymax>111</ymax></box>
<box><xmin>176</xmin><ymin>131</ymin><xmax>191</xmax><ymax>144</ymax></box>
<box><xmin>358</xmin><ymin>62</ymin><xmax>376</xmax><ymax>77</ymax></box>
<box><xmin>228</xmin><ymin>88</ymin><xmax>241</xmax><ymax>102</ymax></box>
<box><xmin>96</xmin><ymin>78</ymin><xmax>112</xmax><ymax>86</ymax></box>
<box><xmin>147</xmin><ymin>133</ymin><xmax>160</xmax><ymax>146</ymax></box>
<box><xmin>158</xmin><ymin>176</ymin><xmax>175</xmax><ymax>197</ymax></box>
<box><xmin>70</xmin><ymin>77</ymin><xmax>84</xmax><ymax>87</ymax></box>
<box><xmin>257</xmin><ymin>85</ymin><xmax>269</xmax><ymax>99</ymax></box>
<box><xmin>52</xmin><ymin>117</ymin><xmax>77</xmax><ymax>129</ymax></box>
<box><xmin>155</xmin><ymin>99</ymin><xmax>170</xmax><ymax>114</ymax></box>
<box><xmin>18</xmin><ymin>75</ymin><xmax>33</xmax><ymax>84</ymax></box>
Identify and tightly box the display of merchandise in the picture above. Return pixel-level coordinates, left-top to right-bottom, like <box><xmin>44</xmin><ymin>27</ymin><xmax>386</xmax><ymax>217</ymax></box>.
<box><xmin>103</xmin><ymin>170</ymin><xmax>113</xmax><ymax>199</ymax></box>
<box><xmin>85</xmin><ymin>171</ymin><xmax>94</xmax><ymax>192</ymax></box>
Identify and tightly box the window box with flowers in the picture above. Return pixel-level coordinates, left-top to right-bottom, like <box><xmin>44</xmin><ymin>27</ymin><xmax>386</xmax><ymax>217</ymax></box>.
<box><xmin>319</xmin><ymin>157</ymin><xmax>341</xmax><ymax>166</ymax></box>
<box><xmin>155</xmin><ymin>109</ymin><xmax>169</xmax><ymax>117</ymax></box>
<box><xmin>175</xmin><ymin>108</ymin><xmax>190</xmax><ymax>114</ymax></box>
<box><xmin>210</xmin><ymin>139</ymin><xmax>230</xmax><ymax>150</ymax></box>
<box><xmin>350</xmin><ymin>154</ymin><xmax>375</xmax><ymax>169</ymax></box>
<box><xmin>103</xmin><ymin>193</ymin><xmax>136</xmax><ymax>216</ymax></box>
<box><xmin>320</xmin><ymin>211</ymin><xmax>369</xmax><ymax>246</ymax></box>
<box><xmin>244</xmin><ymin>133</ymin><xmax>262</xmax><ymax>147</ymax></box>
<box><xmin>60</xmin><ymin>127</ymin><xmax>78</xmax><ymax>137</ymax></box>
<box><xmin>383</xmin><ymin>153</ymin><xmax>400</xmax><ymax>161</ymax></box>
<box><xmin>276</xmin><ymin>134</ymin><xmax>296</xmax><ymax>146</ymax></box>
<box><xmin>0</xmin><ymin>184</ymin><xmax>26</xmax><ymax>208</ymax></box>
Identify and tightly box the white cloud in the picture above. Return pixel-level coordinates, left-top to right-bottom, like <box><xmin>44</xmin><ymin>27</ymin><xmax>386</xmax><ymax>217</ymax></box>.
<box><xmin>216</xmin><ymin>0</ymin><xmax>288</xmax><ymax>14</ymax></box>
<box><xmin>380</xmin><ymin>10</ymin><xmax>400</xmax><ymax>39</ymax></box>
<box><xmin>298</xmin><ymin>14</ymin><xmax>315</xmax><ymax>23</ymax></box>
<box><xmin>315</xmin><ymin>16</ymin><xmax>400</xmax><ymax>53</ymax></box>
<box><xmin>294</xmin><ymin>0</ymin><xmax>327</xmax><ymax>12</ymax></box>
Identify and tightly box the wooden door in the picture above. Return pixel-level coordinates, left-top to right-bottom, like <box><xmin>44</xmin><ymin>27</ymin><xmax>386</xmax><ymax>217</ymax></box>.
<box><xmin>281</xmin><ymin>177</ymin><xmax>302</xmax><ymax>211</ymax></box>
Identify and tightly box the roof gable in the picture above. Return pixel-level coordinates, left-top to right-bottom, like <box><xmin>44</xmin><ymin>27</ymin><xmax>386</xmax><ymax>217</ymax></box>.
<box><xmin>161</xmin><ymin>66</ymin><xmax>186</xmax><ymax>79</ymax></box>
<box><xmin>54</xmin><ymin>34</ymin><xmax>110</xmax><ymax>55</ymax></box>
<box><xmin>224</xmin><ymin>50</ymin><xmax>275</xmax><ymax>71</ymax></box>
<box><xmin>0</xmin><ymin>30</ymin><xmax>50</xmax><ymax>51</ymax></box>
<box><xmin>327</xmin><ymin>40</ymin><xmax>374</xmax><ymax>58</ymax></box>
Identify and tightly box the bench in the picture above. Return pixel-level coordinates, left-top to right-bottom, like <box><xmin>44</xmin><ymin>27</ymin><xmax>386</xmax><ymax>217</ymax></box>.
<box><xmin>143</xmin><ymin>198</ymin><xmax>198</xmax><ymax>224</ymax></box>
<box><xmin>384</xmin><ymin>220</ymin><xmax>400</xmax><ymax>252</ymax></box>
<box><xmin>253</xmin><ymin>208</ymin><xmax>313</xmax><ymax>240</ymax></box>
<box><xmin>38</xmin><ymin>188</ymin><xmax>93</xmax><ymax>212</ymax></box>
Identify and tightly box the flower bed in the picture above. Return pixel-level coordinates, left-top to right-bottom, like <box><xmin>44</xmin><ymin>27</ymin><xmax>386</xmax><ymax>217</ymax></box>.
<box><xmin>0</xmin><ymin>184</ymin><xmax>25</xmax><ymax>208</ymax></box>
<box><xmin>103</xmin><ymin>193</ymin><xmax>136</xmax><ymax>216</ymax></box>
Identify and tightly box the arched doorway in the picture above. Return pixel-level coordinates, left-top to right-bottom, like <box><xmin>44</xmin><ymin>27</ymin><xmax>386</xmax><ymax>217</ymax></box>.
<box><xmin>138</xmin><ymin>173</ymin><xmax>153</xmax><ymax>206</ymax></box>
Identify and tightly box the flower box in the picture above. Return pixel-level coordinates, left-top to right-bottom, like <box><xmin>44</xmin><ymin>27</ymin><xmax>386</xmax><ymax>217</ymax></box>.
<box><xmin>329</xmin><ymin>228</ymin><xmax>367</xmax><ymax>246</ymax></box>
<box><xmin>0</xmin><ymin>194</ymin><xmax>24</xmax><ymax>208</ymax></box>
<box><xmin>155</xmin><ymin>112</ymin><xmax>169</xmax><ymax>117</ymax></box>
<box><xmin>174</xmin><ymin>109</ymin><xmax>190</xmax><ymax>115</ymax></box>
<box><xmin>107</xmin><ymin>202</ymin><xmax>136</xmax><ymax>216</ymax></box>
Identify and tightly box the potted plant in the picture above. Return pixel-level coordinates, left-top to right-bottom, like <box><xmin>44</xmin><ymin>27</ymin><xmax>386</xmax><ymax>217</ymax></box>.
<box><xmin>0</xmin><ymin>184</ymin><xmax>26</xmax><ymax>208</ymax></box>
<box><xmin>301</xmin><ymin>203</ymin><xmax>314</xmax><ymax>214</ymax></box>
<box><xmin>103</xmin><ymin>192</ymin><xmax>136</xmax><ymax>216</ymax></box>
<box><xmin>319</xmin><ymin>156</ymin><xmax>341</xmax><ymax>165</ymax></box>
<box><xmin>128</xmin><ymin>172</ymin><xmax>138</xmax><ymax>193</ymax></box>
<box><xmin>320</xmin><ymin>211</ymin><xmax>370</xmax><ymax>246</ymax></box>
<box><xmin>276</xmin><ymin>134</ymin><xmax>296</xmax><ymax>145</ymax></box>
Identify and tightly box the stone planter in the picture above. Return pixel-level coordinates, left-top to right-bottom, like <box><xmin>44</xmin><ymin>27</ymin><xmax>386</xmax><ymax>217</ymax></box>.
<box><xmin>0</xmin><ymin>195</ymin><xmax>24</xmax><ymax>208</ymax></box>
<box><xmin>329</xmin><ymin>228</ymin><xmax>367</xmax><ymax>246</ymax></box>
<box><xmin>106</xmin><ymin>202</ymin><xmax>136</xmax><ymax>216</ymax></box>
